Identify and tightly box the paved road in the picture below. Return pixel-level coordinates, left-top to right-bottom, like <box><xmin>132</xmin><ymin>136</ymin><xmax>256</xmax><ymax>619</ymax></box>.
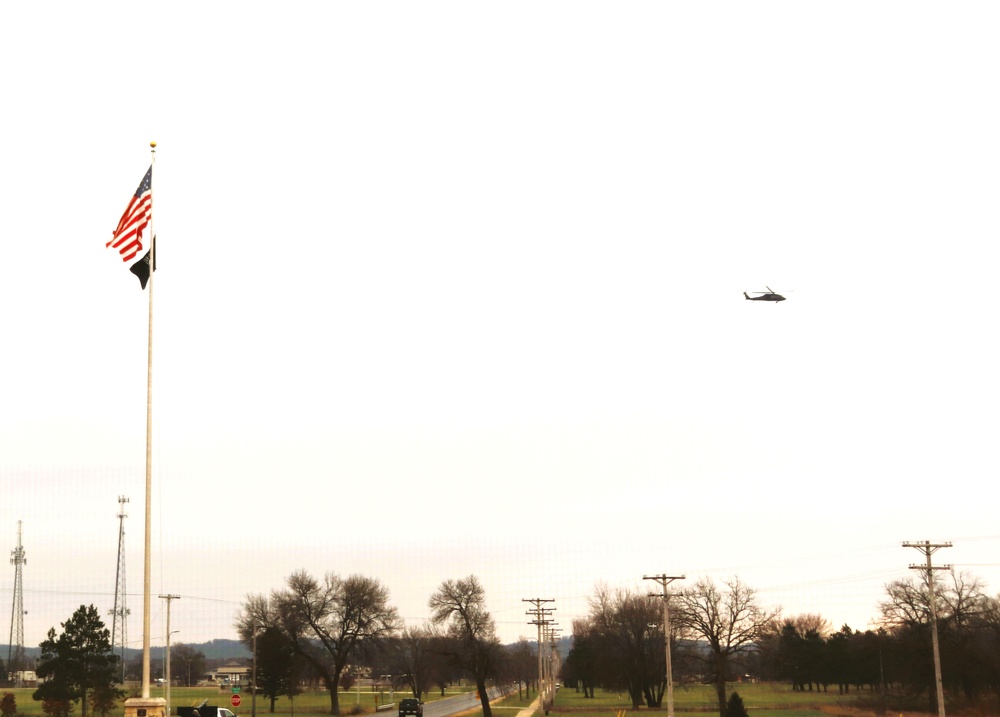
<box><xmin>400</xmin><ymin>688</ymin><xmax>507</xmax><ymax>717</ymax></box>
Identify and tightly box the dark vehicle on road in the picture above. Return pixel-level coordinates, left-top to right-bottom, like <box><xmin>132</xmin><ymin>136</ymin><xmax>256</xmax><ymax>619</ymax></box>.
<box><xmin>178</xmin><ymin>706</ymin><xmax>238</xmax><ymax>717</ymax></box>
<box><xmin>399</xmin><ymin>699</ymin><xmax>423</xmax><ymax>717</ymax></box>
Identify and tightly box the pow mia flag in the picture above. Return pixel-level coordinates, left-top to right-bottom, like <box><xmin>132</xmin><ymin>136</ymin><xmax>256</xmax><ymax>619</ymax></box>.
<box><xmin>129</xmin><ymin>236</ymin><xmax>157</xmax><ymax>290</ymax></box>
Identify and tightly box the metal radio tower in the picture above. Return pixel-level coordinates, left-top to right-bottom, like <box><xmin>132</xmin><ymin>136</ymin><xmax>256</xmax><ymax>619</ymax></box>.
<box><xmin>111</xmin><ymin>496</ymin><xmax>130</xmax><ymax>681</ymax></box>
<box><xmin>8</xmin><ymin>520</ymin><xmax>26</xmax><ymax>674</ymax></box>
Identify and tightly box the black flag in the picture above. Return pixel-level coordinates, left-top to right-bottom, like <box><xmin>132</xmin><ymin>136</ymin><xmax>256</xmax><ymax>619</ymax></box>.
<box><xmin>129</xmin><ymin>236</ymin><xmax>157</xmax><ymax>289</ymax></box>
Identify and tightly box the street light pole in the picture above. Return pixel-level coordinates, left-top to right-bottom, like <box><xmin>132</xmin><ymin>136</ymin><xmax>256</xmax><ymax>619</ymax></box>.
<box><xmin>252</xmin><ymin>628</ymin><xmax>258</xmax><ymax>717</ymax></box>
<box><xmin>164</xmin><ymin>630</ymin><xmax>179</xmax><ymax>716</ymax></box>
<box><xmin>158</xmin><ymin>594</ymin><xmax>180</xmax><ymax>717</ymax></box>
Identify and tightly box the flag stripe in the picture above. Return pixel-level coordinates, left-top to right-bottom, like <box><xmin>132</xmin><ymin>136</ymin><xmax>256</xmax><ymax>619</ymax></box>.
<box><xmin>107</xmin><ymin>167</ymin><xmax>152</xmax><ymax>264</ymax></box>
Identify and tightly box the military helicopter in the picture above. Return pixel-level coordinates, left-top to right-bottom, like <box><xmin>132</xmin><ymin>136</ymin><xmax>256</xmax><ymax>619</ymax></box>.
<box><xmin>744</xmin><ymin>286</ymin><xmax>786</xmax><ymax>302</ymax></box>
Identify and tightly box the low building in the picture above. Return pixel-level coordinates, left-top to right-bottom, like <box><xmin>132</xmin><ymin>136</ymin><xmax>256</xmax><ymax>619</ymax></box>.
<box><xmin>205</xmin><ymin>664</ymin><xmax>251</xmax><ymax>686</ymax></box>
<box><xmin>10</xmin><ymin>670</ymin><xmax>38</xmax><ymax>687</ymax></box>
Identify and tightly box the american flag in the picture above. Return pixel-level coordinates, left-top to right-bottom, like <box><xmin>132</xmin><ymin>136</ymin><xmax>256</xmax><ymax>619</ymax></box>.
<box><xmin>108</xmin><ymin>166</ymin><xmax>152</xmax><ymax>263</ymax></box>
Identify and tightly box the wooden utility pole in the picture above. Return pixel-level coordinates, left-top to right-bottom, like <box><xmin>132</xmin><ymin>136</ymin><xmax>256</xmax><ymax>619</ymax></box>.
<box><xmin>523</xmin><ymin>598</ymin><xmax>555</xmax><ymax>714</ymax></box>
<box><xmin>904</xmin><ymin>541</ymin><xmax>951</xmax><ymax>717</ymax></box>
<box><xmin>548</xmin><ymin>626</ymin><xmax>562</xmax><ymax>691</ymax></box>
<box><xmin>644</xmin><ymin>573</ymin><xmax>685</xmax><ymax>717</ymax></box>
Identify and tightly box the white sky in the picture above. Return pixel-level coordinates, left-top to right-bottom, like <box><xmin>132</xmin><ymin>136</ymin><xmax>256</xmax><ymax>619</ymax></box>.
<box><xmin>2</xmin><ymin>2</ymin><xmax>1000</xmax><ymax>653</ymax></box>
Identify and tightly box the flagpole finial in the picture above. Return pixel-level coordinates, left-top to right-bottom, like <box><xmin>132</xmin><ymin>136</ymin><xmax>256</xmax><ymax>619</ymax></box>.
<box><xmin>150</xmin><ymin>141</ymin><xmax>157</xmax><ymax>148</ymax></box>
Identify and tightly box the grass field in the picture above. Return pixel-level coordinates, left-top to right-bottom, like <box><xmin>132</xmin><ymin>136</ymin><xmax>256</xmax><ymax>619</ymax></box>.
<box><xmin>460</xmin><ymin>683</ymin><xmax>871</xmax><ymax>717</ymax></box>
<box><xmin>0</xmin><ymin>684</ymin><xmax>474</xmax><ymax>717</ymax></box>
<box><xmin>0</xmin><ymin>683</ymin><xmax>874</xmax><ymax>717</ymax></box>
<box><xmin>550</xmin><ymin>683</ymin><xmax>861</xmax><ymax>711</ymax></box>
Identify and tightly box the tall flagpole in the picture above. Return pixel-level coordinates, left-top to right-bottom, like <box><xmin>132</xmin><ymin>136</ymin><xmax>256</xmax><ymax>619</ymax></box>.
<box><xmin>126</xmin><ymin>142</ymin><xmax>166</xmax><ymax>717</ymax></box>
<box><xmin>142</xmin><ymin>140</ymin><xmax>156</xmax><ymax>700</ymax></box>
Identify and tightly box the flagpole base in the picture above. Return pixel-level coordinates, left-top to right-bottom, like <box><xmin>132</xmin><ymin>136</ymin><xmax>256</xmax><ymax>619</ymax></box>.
<box><xmin>125</xmin><ymin>697</ymin><xmax>168</xmax><ymax>717</ymax></box>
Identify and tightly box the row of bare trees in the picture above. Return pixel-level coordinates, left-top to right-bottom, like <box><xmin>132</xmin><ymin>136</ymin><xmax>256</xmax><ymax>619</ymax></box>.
<box><xmin>563</xmin><ymin>577</ymin><xmax>778</xmax><ymax>716</ymax></box>
<box><xmin>562</xmin><ymin>570</ymin><xmax>1000</xmax><ymax>717</ymax></box>
<box><xmin>238</xmin><ymin>568</ymin><xmax>1000</xmax><ymax>717</ymax></box>
<box><xmin>876</xmin><ymin>569</ymin><xmax>1000</xmax><ymax>711</ymax></box>
<box><xmin>236</xmin><ymin>573</ymin><xmax>516</xmax><ymax>717</ymax></box>
<box><xmin>756</xmin><ymin>571</ymin><xmax>1000</xmax><ymax>713</ymax></box>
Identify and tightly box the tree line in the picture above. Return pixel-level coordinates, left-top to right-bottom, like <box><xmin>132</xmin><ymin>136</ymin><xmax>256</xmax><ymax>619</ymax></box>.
<box><xmin>24</xmin><ymin>567</ymin><xmax>1000</xmax><ymax>717</ymax></box>
<box><xmin>236</xmin><ymin>572</ymin><xmax>536</xmax><ymax>717</ymax></box>
<box><xmin>561</xmin><ymin>570</ymin><xmax>1000</xmax><ymax>717</ymax></box>
<box><xmin>20</xmin><ymin>573</ymin><xmax>542</xmax><ymax>717</ymax></box>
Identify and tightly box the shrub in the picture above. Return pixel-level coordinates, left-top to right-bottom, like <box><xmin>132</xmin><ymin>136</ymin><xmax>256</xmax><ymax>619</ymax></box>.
<box><xmin>91</xmin><ymin>685</ymin><xmax>124</xmax><ymax>717</ymax></box>
<box><xmin>0</xmin><ymin>693</ymin><xmax>16</xmax><ymax>717</ymax></box>
<box><xmin>726</xmin><ymin>692</ymin><xmax>749</xmax><ymax>717</ymax></box>
<box><xmin>41</xmin><ymin>699</ymin><xmax>72</xmax><ymax>717</ymax></box>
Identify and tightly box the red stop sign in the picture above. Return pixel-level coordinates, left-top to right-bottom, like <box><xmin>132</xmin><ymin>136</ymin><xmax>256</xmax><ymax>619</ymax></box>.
<box><xmin>231</xmin><ymin>695</ymin><xmax>242</xmax><ymax>708</ymax></box>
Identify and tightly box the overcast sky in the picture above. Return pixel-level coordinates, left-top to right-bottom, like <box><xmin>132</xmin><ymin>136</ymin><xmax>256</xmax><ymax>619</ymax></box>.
<box><xmin>2</xmin><ymin>2</ymin><xmax>1000</xmax><ymax>654</ymax></box>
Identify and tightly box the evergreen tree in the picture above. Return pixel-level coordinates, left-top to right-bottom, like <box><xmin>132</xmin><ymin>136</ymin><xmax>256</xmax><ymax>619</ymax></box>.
<box><xmin>726</xmin><ymin>692</ymin><xmax>749</xmax><ymax>717</ymax></box>
<box><xmin>255</xmin><ymin>626</ymin><xmax>300</xmax><ymax>712</ymax></box>
<box><xmin>33</xmin><ymin>605</ymin><xmax>124</xmax><ymax>717</ymax></box>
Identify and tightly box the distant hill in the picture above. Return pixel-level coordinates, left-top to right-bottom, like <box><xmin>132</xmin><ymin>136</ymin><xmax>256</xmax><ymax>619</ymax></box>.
<box><xmin>0</xmin><ymin>645</ymin><xmax>41</xmax><ymax>660</ymax></box>
<box><xmin>5</xmin><ymin>636</ymin><xmax>563</xmax><ymax>664</ymax></box>
<box><xmin>174</xmin><ymin>639</ymin><xmax>251</xmax><ymax>661</ymax></box>
<box><xmin>1</xmin><ymin>639</ymin><xmax>250</xmax><ymax>664</ymax></box>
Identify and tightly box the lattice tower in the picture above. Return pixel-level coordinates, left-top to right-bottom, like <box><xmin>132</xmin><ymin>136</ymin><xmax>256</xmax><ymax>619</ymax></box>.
<box><xmin>110</xmin><ymin>496</ymin><xmax>130</xmax><ymax>681</ymax></box>
<box><xmin>8</xmin><ymin>520</ymin><xmax>26</xmax><ymax>673</ymax></box>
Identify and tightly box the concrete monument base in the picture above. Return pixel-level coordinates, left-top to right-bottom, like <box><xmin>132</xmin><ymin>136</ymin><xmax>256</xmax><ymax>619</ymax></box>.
<box><xmin>124</xmin><ymin>697</ymin><xmax>168</xmax><ymax>717</ymax></box>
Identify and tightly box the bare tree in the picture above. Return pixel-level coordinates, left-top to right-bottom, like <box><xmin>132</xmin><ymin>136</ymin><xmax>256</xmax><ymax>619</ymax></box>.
<box><xmin>879</xmin><ymin>576</ymin><xmax>932</xmax><ymax>628</ymax></box>
<box><xmin>563</xmin><ymin>618</ymin><xmax>599</xmax><ymax>698</ymax></box>
<box><xmin>237</xmin><ymin>571</ymin><xmax>401</xmax><ymax>715</ymax></box>
<box><xmin>971</xmin><ymin>594</ymin><xmax>1000</xmax><ymax>706</ymax></box>
<box><xmin>879</xmin><ymin>570</ymin><xmax>991</xmax><ymax>708</ymax></box>
<box><xmin>878</xmin><ymin>572</ymin><xmax>941</xmax><ymax>710</ymax></box>
<box><xmin>938</xmin><ymin>571</ymin><xmax>988</xmax><ymax>632</ymax></box>
<box><xmin>169</xmin><ymin>643</ymin><xmax>206</xmax><ymax>687</ymax></box>
<box><xmin>787</xmin><ymin>613</ymin><xmax>832</xmax><ymax>639</ymax></box>
<box><xmin>429</xmin><ymin>576</ymin><xmax>502</xmax><ymax>717</ymax></box>
<box><xmin>585</xmin><ymin>584</ymin><xmax>665</xmax><ymax>709</ymax></box>
<box><xmin>673</xmin><ymin>577</ymin><xmax>780</xmax><ymax>717</ymax></box>
<box><xmin>386</xmin><ymin>625</ymin><xmax>441</xmax><ymax>700</ymax></box>
<box><xmin>506</xmin><ymin>639</ymin><xmax>537</xmax><ymax>700</ymax></box>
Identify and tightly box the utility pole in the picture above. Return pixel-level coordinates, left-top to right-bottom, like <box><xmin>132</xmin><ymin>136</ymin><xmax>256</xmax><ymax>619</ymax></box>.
<box><xmin>904</xmin><ymin>541</ymin><xmax>951</xmax><ymax>717</ymax></box>
<box><xmin>252</xmin><ymin>627</ymin><xmax>258</xmax><ymax>717</ymax></box>
<box><xmin>644</xmin><ymin>573</ymin><xmax>685</xmax><ymax>717</ymax></box>
<box><xmin>158</xmin><ymin>594</ymin><xmax>180</xmax><ymax>717</ymax></box>
<box><xmin>548</xmin><ymin>626</ymin><xmax>562</xmax><ymax>691</ymax></box>
<box><xmin>523</xmin><ymin>598</ymin><xmax>554</xmax><ymax>714</ymax></box>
